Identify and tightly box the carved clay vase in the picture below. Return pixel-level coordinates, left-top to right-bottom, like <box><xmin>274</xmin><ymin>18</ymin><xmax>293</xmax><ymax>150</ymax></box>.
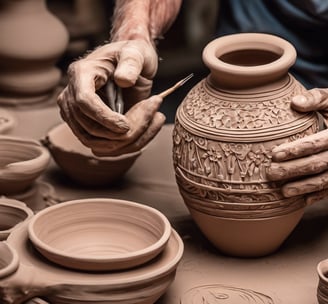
<box><xmin>172</xmin><ymin>33</ymin><xmax>319</xmax><ymax>257</ymax></box>
<box><xmin>0</xmin><ymin>0</ymin><xmax>69</xmax><ymax>105</ymax></box>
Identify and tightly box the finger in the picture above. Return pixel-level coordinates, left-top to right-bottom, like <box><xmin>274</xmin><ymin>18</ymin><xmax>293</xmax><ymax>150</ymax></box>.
<box><xmin>124</xmin><ymin>95</ymin><xmax>163</xmax><ymax>139</ymax></box>
<box><xmin>281</xmin><ymin>171</ymin><xmax>328</xmax><ymax>197</ymax></box>
<box><xmin>271</xmin><ymin>129</ymin><xmax>328</xmax><ymax>161</ymax></box>
<box><xmin>267</xmin><ymin>150</ymin><xmax>328</xmax><ymax>181</ymax></box>
<box><xmin>305</xmin><ymin>189</ymin><xmax>328</xmax><ymax>206</ymax></box>
<box><xmin>68</xmin><ymin>99</ymin><xmax>130</xmax><ymax>140</ymax></box>
<box><xmin>114</xmin><ymin>45</ymin><xmax>145</xmax><ymax>88</ymax></box>
<box><xmin>68</xmin><ymin>62</ymin><xmax>130</xmax><ymax>133</ymax></box>
<box><xmin>93</xmin><ymin>112</ymin><xmax>166</xmax><ymax>156</ymax></box>
<box><xmin>292</xmin><ymin>88</ymin><xmax>328</xmax><ymax>113</ymax></box>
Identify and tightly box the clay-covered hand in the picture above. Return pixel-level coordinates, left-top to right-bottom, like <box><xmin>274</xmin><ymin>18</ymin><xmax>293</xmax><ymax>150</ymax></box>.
<box><xmin>57</xmin><ymin>40</ymin><xmax>165</xmax><ymax>156</ymax></box>
<box><xmin>267</xmin><ymin>88</ymin><xmax>328</xmax><ymax>204</ymax></box>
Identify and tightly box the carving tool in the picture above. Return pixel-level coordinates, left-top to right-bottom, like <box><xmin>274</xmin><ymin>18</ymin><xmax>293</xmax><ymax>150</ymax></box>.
<box><xmin>106</xmin><ymin>73</ymin><xmax>194</xmax><ymax>114</ymax></box>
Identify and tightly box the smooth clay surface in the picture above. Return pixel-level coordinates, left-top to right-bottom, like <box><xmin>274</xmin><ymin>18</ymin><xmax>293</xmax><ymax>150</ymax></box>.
<box><xmin>0</xmin><ymin>222</ymin><xmax>183</xmax><ymax>304</ymax></box>
<box><xmin>44</xmin><ymin>123</ymin><xmax>143</xmax><ymax>186</ymax></box>
<box><xmin>28</xmin><ymin>198</ymin><xmax>172</xmax><ymax>271</ymax></box>
<box><xmin>0</xmin><ymin>136</ymin><xmax>50</xmax><ymax>195</ymax></box>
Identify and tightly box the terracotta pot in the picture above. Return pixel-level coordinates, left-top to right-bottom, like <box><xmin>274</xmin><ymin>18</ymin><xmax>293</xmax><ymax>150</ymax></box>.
<box><xmin>0</xmin><ymin>0</ymin><xmax>69</xmax><ymax>105</ymax></box>
<box><xmin>172</xmin><ymin>33</ymin><xmax>319</xmax><ymax>257</ymax></box>
<box><xmin>28</xmin><ymin>198</ymin><xmax>172</xmax><ymax>271</ymax></box>
<box><xmin>0</xmin><ymin>198</ymin><xmax>33</xmax><ymax>241</ymax></box>
<box><xmin>317</xmin><ymin>259</ymin><xmax>328</xmax><ymax>304</ymax></box>
<box><xmin>0</xmin><ymin>136</ymin><xmax>50</xmax><ymax>195</ymax></box>
<box><xmin>43</xmin><ymin>123</ymin><xmax>143</xmax><ymax>186</ymax></box>
<box><xmin>0</xmin><ymin>222</ymin><xmax>184</xmax><ymax>304</ymax></box>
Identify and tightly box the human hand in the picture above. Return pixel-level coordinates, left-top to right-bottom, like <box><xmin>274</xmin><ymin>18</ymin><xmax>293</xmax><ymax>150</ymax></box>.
<box><xmin>267</xmin><ymin>88</ymin><xmax>328</xmax><ymax>205</ymax></box>
<box><xmin>57</xmin><ymin>40</ymin><xmax>165</xmax><ymax>156</ymax></box>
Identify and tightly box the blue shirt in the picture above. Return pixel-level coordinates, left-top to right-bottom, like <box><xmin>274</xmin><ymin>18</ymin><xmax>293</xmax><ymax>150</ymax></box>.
<box><xmin>216</xmin><ymin>0</ymin><xmax>328</xmax><ymax>88</ymax></box>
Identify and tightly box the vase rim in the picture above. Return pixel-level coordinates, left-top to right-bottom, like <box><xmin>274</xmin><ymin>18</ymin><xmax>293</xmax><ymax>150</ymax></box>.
<box><xmin>202</xmin><ymin>33</ymin><xmax>297</xmax><ymax>89</ymax></box>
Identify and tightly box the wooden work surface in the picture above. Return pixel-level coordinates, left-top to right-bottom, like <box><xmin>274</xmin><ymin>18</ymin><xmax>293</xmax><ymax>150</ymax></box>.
<box><xmin>5</xmin><ymin>102</ymin><xmax>328</xmax><ymax>304</ymax></box>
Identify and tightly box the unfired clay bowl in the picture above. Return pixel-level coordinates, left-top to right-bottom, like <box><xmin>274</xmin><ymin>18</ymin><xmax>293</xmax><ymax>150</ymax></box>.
<box><xmin>0</xmin><ymin>242</ymin><xmax>19</xmax><ymax>279</ymax></box>
<box><xmin>43</xmin><ymin>123</ymin><xmax>142</xmax><ymax>186</ymax></box>
<box><xmin>0</xmin><ymin>136</ymin><xmax>50</xmax><ymax>195</ymax></box>
<box><xmin>28</xmin><ymin>198</ymin><xmax>172</xmax><ymax>271</ymax></box>
<box><xmin>1</xmin><ymin>222</ymin><xmax>184</xmax><ymax>304</ymax></box>
<box><xmin>0</xmin><ymin>198</ymin><xmax>33</xmax><ymax>240</ymax></box>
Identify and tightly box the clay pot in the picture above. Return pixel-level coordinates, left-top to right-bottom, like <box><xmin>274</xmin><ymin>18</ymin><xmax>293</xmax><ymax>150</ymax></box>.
<box><xmin>172</xmin><ymin>33</ymin><xmax>319</xmax><ymax>257</ymax></box>
<box><xmin>317</xmin><ymin>259</ymin><xmax>328</xmax><ymax>304</ymax></box>
<box><xmin>0</xmin><ymin>0</ymin><xmax>69</xmax><ymax>105</ymax></box>
<box><xmin>0</xmin><ymin>136</ymin><xmax>50</xmax><ymax>195</ymax></box>
<box><xmin>28</xmin><ymin>198</ymin><xmax>172</xmax><ymax>271</ymax></box>
<box><xmin>43</xmin><ymin>123</ymin><xmax>143</xmax><ymax>186</ymax></box>
<box><xmin>0</xmin><ymin>198</ymin><xmax>33</xmax><ymax>241</ymax></box>
<box><xmin>0</xmin><ymin>222</ymin><xmax>184</xmax><ymax>304</ymax></box>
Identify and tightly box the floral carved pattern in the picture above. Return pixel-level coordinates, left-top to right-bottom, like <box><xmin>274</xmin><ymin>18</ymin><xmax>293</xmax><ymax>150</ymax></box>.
<box><xmin>182</xmin><ymin>77</ymin><xmax>306</xmax><ymax>130</ymax></box>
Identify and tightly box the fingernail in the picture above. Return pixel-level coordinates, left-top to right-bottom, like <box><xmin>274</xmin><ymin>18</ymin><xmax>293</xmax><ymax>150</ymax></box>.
<box><xmin>292</xmin><ymin>95</ymin><xmax>307</xmax><ymax>104</ymax></box>
<box><xmin>273</xmin><ymin>151</ymin><xmax>287</xmax><ymax>161</ymax></box>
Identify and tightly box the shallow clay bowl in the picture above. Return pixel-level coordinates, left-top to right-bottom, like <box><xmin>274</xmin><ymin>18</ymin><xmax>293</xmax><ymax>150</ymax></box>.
<box><xmin>28</xmin><ymin>198</ymin><xmax>172</xmax><ymax>271</ymax></box>
<box><xmin>0</xmin><ymin>136</ymin><xmax>50</xmax><ymax>195</ymax></box>
<box><xmin>43</xmin><ymin>123</ymin><xmax>142</xmax><ymax>186</ymax></box>
<box><xmin>0</xmin><ymin>198</ymin><xmax>33</xmax><ymax>240</ymax></box>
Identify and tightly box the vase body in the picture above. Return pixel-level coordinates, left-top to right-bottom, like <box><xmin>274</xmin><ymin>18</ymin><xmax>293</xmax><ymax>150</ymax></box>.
<box><xmin>172</xmin><ymin>33</ymin><xmax>319</xmax><ymax>256</ymax></box>
<box><xmin>0</xmin><ymin>0</ymin><xmax>69</xmax><ymax>105</ymax></box>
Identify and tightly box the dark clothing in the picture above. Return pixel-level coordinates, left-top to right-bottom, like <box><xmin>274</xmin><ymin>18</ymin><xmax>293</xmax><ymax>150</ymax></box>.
<box><xmin>217</xmin><ymin>0</ymin><xmax>328</xmax><ymax>88</ymax></box>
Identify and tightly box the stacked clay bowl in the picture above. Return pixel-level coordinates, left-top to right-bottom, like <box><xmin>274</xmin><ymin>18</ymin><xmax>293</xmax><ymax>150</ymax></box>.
<box><xmin>0</xmin><ymin>198</ymin><xmax>184</xmax><ymax>304</ymax></box>
<box><xmin>0</xmin><ymin>135</ymin><xmax>50</xmax><ymax>195</ymax></box>
<box><xmin>44</xmin><ymin>123</ymin><xmax>142</xmax><ymax>186</ymax></box>
<box><xmin>317</xmin><ymin>259</ymin><xmax>328</xmax><ymax>304</ymax></box>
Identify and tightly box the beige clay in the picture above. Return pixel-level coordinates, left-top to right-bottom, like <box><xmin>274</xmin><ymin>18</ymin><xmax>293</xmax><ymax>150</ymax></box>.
<box><xmin>172</xmin><ymin>33</ymin><xmax>319</xmax><ymax>257</ymax></box>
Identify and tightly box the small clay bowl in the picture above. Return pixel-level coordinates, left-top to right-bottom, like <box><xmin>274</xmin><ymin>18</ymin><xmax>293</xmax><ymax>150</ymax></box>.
<box><xmin>28</xmin><ymin>198</ymin><xmax>172</xmax><ymax>271</ymax></box>
<box><xmin>0</xmin><ymin>135</ymin><xmax>50</xmax><ymax>195</ymax></box>
<box><xmin>0</xmin><ymin>198</ymin><xmax>34</xmax><ymax>240</ymax></box>
<box><xmin>0</xmin><ymin>241</ymin><xmax>19</xmax><ymax>279</ymax></box>
<box><xmin>43</xmin><ymin>123</ymin><xmax>142</xmax><ymax>186</ymax></box>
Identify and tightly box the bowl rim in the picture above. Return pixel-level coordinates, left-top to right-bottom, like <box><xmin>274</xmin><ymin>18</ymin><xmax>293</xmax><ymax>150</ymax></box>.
<box><xmin>45</xmin><ymin>123</ymin><xmax>143</xmax><ymax>160</ymax></box>
<box><xmin>27</xmin><ymin>198</ymin><xmax>172</xmax><ymax>267</ymax></box>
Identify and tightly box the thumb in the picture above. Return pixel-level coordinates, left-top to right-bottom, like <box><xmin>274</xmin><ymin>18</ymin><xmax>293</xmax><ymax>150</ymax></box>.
<box><xmin>114</xmin><ymin>45</ymin><xmax>144</xmax><ymax>88</ymax></box>
<box><xmin>292</xmin><ymin>88</ymin><xmax>328</xmax><ymax>112</ymax></box>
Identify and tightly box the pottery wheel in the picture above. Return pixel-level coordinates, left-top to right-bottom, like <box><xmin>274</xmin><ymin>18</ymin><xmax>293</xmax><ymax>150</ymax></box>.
<box><xmin>4</xmin><ymin>222</ymin><xmax>183</xmax><ymax>302</ymax></box>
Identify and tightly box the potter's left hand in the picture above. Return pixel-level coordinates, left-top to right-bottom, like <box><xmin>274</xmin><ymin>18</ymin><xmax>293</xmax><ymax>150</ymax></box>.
<box><xmin>267</xmin><ymin>88</ymin><xmax>328</xmax><ymax>205</ymax></box>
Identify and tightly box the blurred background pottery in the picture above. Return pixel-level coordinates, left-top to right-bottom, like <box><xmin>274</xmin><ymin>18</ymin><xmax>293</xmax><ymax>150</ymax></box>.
<box><xmin>28</xmin><ymin>198</ymin><xmax>172</xmax><ymax>271</ymax></box>
<box><xmin>318</xmin><ymin>259</ymin><xmax>328</xmax><ymax>304</ymax></box>
<box><xmin>43</xmin><ymin>123</ymin><xmax>143</xmax><ymax>186</ymax></box>
<box><xmin>0</xmin><ymin>198</ymin><xmax>33</xmax><ymax>241</ymax></box>
<box><xmin>0</xmin><ymin>0</ymin><xmax>69</xmax><ymax>105</ymax></box>
<box><xmin>0</xmin><ymin>136</ymin><xmax>50</xmax><ymax>195</ymax></box>
<box><xmin>172</xmin><ymin>33</ymin><xmax>319</xmax><ymax>257</ymax></box>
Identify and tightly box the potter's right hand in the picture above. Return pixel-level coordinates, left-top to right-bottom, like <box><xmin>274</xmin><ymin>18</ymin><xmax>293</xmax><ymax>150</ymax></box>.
<box><xmin>57</xmin><ymin>40</ymin><xmax>163</xmax><ymax>156</ymax></box>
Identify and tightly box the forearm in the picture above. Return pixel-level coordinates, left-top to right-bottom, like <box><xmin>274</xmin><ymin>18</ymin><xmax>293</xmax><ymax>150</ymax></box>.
<box><xmin>110</xmin><ymin>0</ymin><xmax>182</xmax><ymax>45</ymax></box>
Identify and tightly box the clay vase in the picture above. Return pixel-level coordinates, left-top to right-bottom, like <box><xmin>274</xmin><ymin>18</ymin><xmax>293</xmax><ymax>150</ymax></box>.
<box><xmin>0</xmin><ymin>0</ymin><xmax>69</xmax><ymax>105</ymax></box>
<box><xmin>172</xmin><ymin>33</ymin><xmax>319</xmax><ymax>257</ymax></box>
